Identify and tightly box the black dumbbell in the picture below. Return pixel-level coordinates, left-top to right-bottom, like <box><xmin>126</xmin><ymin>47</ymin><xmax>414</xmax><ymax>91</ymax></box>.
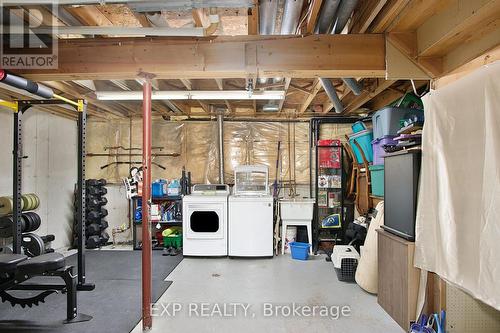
<box><xmin>87</xmin><ymin>186</ymin><xmax>107</xmax><ymax>196</ymax></box>
<box><xmin>99</xmin><ymin>220</ymin><xmax>109</xmax><ymax>230</ymax></box>
<box><xmin>86</xmin><ymin>179</ymin><xmax>107</xmax><ymax>187</ymax></box>
<box><xmin>100</xmin><ymin>231</ymin><xmax>110</xmax><ymax>246</ymax></box>
<box><xmin>86</xmin><ymin>235</ymin><xmax>101</xmax><ymax>249</ymax></box>
<box><xmin>86</xmin><ymin>208</ymin><xmax>108</xmax><ymax>221</ymax></box>
<box><xmin>86</xmin><ymin>223</ymin><xmax>101</xmax><ymax>236</ymax></box>
<box><xmin>87</xmin><ymin>196</ymin><xmax>108</xmax><ymax>207</ymax></box>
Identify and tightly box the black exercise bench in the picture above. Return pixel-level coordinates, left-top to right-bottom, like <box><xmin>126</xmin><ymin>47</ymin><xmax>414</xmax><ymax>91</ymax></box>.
<box><xmin>0</xmin><ymin>253</ymin><xmax>91</xmax><ymax>323</ymax></box>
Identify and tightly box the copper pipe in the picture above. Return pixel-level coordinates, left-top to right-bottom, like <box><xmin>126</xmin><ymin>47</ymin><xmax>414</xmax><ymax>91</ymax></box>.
<box><xmin>141</xmin><ymin>79</ymin><xmax>153</xmax><ymax>329</ymax></box>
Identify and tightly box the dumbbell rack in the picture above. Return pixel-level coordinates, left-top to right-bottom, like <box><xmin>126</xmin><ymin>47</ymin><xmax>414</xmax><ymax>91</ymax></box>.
<box><xmin>73</xmin><ymin>179</ymin><xmax>110</xmax><ymax>249</ymax></box>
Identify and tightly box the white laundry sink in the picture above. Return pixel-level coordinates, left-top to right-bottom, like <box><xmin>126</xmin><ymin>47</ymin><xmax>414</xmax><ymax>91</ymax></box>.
<box><xmin>279</xmin><ymin>199</ymin><xmax>315</xmax><ymax>221</ymax></box>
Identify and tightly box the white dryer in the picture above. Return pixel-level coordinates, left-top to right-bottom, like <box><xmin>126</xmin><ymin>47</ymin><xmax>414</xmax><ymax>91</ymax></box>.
<box><xmin>229</xmin><ymin>165</ymin><xmax>274</xmax><ymax>257</ymax></box>
<box><xmin>183</xmin><ymin>184</ymin><xmax>229</xmax><ymax>256</ymax></box>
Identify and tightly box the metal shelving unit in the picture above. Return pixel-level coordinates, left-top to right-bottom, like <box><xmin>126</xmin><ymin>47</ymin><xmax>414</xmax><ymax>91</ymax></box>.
<box><xmin>131</xmin><ymin>196</ymin><xmax>183</xmax><ymax>250</ymax></box>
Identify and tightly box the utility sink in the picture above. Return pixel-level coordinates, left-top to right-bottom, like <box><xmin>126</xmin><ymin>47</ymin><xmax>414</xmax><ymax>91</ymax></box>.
<box><xmin>279</xmin><ymin>198</ymin><xmax>315</xmax><ymax>221</ymax></box>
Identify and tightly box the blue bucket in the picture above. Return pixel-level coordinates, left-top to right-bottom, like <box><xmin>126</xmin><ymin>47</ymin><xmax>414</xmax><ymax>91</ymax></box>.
<box><xmin>289</xmin><ymin>242</ymin><xmax>311</xmax><ymax>260</ymax></box>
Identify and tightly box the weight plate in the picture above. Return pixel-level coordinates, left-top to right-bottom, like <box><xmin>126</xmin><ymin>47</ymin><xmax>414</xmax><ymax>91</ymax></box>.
<box><xmin>0</xmin><ymin>196</ymin><xmax>13</xmax><ymax>216</ymax></box>
<box><xmin>22</xmin><ymin>233</ymin><xmax>45</xmax><ymax>257</ymax></box>
<box><xmin>21</xmin><ymin>195</ymin><xmax>29</xmax><ymax>211</ymax></box>
<box><xmin>35</xmin><ymin>194</ymin><xmax>40</xmax><ymax>209</ymax></box>
<box><xmin>24</xmin><ymin>194</ymin><xmax>33</xmax><ymax>211</ymax></box>
<box><xmin>32</xmin><ymin>212</ymin><xmax>41</xmax><ymax>231</ymax></box>
<box><xmin>20</xmin><ymin>214</ymin><xmax>28</xmax><ymax>232</ymax></box>
<box><xmin>26</xmin><ymin>212</ymin><xmax>40</xmax><ymax>232</ymax></box>
<box><xmin>24</xmin><ymin>212</ymin><xmax>34</xmax><ymax>232</ymax></box>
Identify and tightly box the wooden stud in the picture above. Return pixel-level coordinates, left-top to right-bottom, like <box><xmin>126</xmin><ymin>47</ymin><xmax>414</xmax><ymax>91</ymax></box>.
<box><xmin>350</xmin><ymin>0</ymin><xmax>388</xmax><ymax>34</ymax></box>
<box><xmin>277</xmin><ymin>78</ymin><xmax>292</xmax><ymax>114</ymax></box>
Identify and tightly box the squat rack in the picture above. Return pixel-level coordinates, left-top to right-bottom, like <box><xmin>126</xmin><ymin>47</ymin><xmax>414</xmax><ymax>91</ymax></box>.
<box><xmin>0</xmin><ymin>74</ymin><xmax>93</xmax><ymax>291</ymax></box>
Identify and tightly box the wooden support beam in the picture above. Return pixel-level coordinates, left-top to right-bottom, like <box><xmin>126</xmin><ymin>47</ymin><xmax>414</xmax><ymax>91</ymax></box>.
<box><xmin>343</xmin><ymin>79</ymin><xmax>396</xmax><ymax>114</ymax></box>
<box><xmin>350</xmin><ymin>0</ymin><xmax>388</xmax><ymax>34</ymax></box>
<box><xmin>298</xmin><ymin>78</ymin><xmax>322</xmax><ymax>114</ymax></box>
<box><xmin>18</xmin><ymin>34</ymin><xmax>387</xmax><ymax>81</ymax></box>
<box><xmin>247</xmin><ymin>1</ymin><xmax>259</xmax><ymax>35</ymax></box>
<box><xmin>289</xmin><ymin>82</ymin><xmax>313</xmax><ymax>95</ymax></box>
<box><xmin>306</xmin><ymin>0</ymin><xmax>323</xmax><ymax>33</ymax></box>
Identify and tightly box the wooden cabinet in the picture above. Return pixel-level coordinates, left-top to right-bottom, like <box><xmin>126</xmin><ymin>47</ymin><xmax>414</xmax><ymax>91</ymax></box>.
<box><xmin>377</xmin><ymin>229</ymin><xmax>421</xmax><ymax>330</ymax></box>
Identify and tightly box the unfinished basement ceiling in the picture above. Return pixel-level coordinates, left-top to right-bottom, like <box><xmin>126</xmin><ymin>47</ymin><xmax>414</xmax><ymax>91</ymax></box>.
<box><xmin>2</xmin><ymin>0</ymin><xmax>498</xmax><ymax>121</ymax></box>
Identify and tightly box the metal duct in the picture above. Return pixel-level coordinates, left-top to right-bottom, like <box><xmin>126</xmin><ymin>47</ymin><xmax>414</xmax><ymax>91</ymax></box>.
<box><xmin>259</xmin><ymin>0</ymin><xmax>279</xmax><ymax>35</ymax></box>
<box><xmin>342</xmin><ymin>78</ymin><xmax>362</xmax><ymax>96</ymax></box>
<box><xmin>319</xmin><ymin>78</ymin><xmax>343</xmax><ymax>113</ymax></box>
<box><xmin>315</xmin><ymin>0</ymin><xmax>341</xmax><ymax>34</ymax></box>
<box><xmin>217</xmin><ymin>112</ymin><xmax>225</xmax><ymax>184</ymax></box>
<box><xmin>332</xmin><ymin>0</ymin><xmax>359</xmax><ymax>34</ymax></box>
<box><xmin>145</xmin><ymin>13</ymin><xmax>170</xmax><ymax>27</ymax></box>
<box><xmin>280</xmin><ymin>0</ymin><xmax>305</xmax><ymax>34</ymax></box>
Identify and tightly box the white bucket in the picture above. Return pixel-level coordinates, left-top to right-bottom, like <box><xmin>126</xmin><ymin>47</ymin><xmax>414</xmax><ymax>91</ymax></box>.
<box><xmin>284</xmin><ymin>226</ymin><xmax>297</xmax><ymax>254</ymax></box>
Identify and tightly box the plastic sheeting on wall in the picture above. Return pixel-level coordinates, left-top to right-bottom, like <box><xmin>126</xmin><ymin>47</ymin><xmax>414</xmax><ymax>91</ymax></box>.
<box><xmin>414</xmin><ymin>62</ymin><xmax>500</xmax><ymax>311</ymax></box>
<box><xmin>86</xmin><ymin>119</ymin><xmax>352</xmax><ymax>185</ymax></box>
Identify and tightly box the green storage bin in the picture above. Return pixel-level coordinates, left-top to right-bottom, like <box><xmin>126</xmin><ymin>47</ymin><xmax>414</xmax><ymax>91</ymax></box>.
<box><xmin>369</xmin><ymin>164</ymin><xmax>384</xmax><ymax>197</ymax></box>
<box><xmin>163</xmin><ymin>234</ymin><xmax>182</xmax><ymax>249</ymax></box>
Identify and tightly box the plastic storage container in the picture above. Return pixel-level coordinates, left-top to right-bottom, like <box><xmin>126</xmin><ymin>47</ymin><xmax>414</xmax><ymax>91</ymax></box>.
<box><xmin>152</xmin><ymin>179</ymin><xmax>167</xmax><ymax>198</ymax></box>
<box><xmin>163</xmin><ymin>234</ymin><xmax>182</xmax><ymax>248</ymax></box>
<box><xmin>351</xmin><ymin>121</ymin><xmax>367</xmax><ymax>133</ymax></box>
<box><xmin>289</xmin><ymin>242</ymin><xmax>311</xmax><ymax>260</ymax></box>
<box><xmin>369</xmin><ymin>164</ymin><xmax>384</xmax><ymax>197</ymax></box>
<box><xmin>348</xmin><ymin>129</ymin><xmax>373</xmax><ymax>164</ymax></box>
<box><xmin>372</xmin><ymin>135</ymin><xmax>397</xmax><ymax>165</ymax></box>
<box><xmin>372</xmin><ymin>107</ymin><xmax>424</xmax><ymax>140</ymax></box>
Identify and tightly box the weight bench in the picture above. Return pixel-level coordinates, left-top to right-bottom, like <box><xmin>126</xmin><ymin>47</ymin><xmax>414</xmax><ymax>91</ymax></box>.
<box><xmin>0</xmin><ymin>253</ymin><xmax>92</xmax><ymax>323</ymax></box>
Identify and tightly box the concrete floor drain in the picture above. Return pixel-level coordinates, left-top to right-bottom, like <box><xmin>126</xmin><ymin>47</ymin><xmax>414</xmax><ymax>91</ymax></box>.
<box><xmin>212</xmin><ymin>273</ymin><xmax>221</xmax><ymax>277</ymax></box>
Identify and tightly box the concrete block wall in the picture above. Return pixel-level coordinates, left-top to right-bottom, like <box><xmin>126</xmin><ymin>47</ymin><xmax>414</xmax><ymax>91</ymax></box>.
<box><xmin>0</xmin><ymin>109</ymin><xmax>77</xmax><ymax>251</ymax></box>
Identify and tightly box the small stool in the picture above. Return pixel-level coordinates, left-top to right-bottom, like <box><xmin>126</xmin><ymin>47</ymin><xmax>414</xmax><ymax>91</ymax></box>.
<box><xmin>281</xmin><ymin>219</ymin><xmax>313</xmax><ymax>255</ymax></box>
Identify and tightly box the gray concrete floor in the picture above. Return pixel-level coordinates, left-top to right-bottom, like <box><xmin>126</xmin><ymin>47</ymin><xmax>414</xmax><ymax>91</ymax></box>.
<box><xmin>131</xmin><ymin>255</ymin><xmax>404</xmax><ymax>333</ymax></box>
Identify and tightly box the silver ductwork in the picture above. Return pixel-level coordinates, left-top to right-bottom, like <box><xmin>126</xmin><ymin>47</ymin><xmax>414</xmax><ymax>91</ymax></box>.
<box><xmin>320</xmin><ymin>78</ymin><xmax>343</xmax><ymax>113</ymax></box>
<box><xmin>332</xmin><ymin>0</ymin><xmax>359</xmax><ymax>33</ymax></box>
<box><xmin>280</xmin><ymin>0</ymin><xmax>305</xmax><ymax>34</ymax></box>
<box><xmin>217</xmin><ymin>112</ymin><xmax>225</xmax><ymax>184</ymax></box>
<box><xmin>342</xmin><ymin>78</ymin><xmax>362</xmax><ymax>96</ymax></box>
<box><xmin>259</xmin><ymin>0</ymin><xmax>279</xmax><ymax>35</ymax></box>
<box><xmin>315</xmin><ymin>0</ymin><xmax>341</xmax><ymax>33</ymax></box>
<box><xmin>315</xmin><ymin>0</ymin><xmax>363</xmax><ymax>110</ymax></box>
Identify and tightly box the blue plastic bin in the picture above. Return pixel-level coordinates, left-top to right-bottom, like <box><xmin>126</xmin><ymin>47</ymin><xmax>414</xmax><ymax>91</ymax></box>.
<box><xmin>152</xmin><ymin>180</ymin><xmax>167</xmax><ymax>198</ymax></box>
<box><xmin>348</xmin><ymin>129</ymin><xmax>373</xmax><ymax>164</ymax></box>
<box><xmin>372</xmin><ymin>107</ymin><xmax>424</xmax><ymax>140</ymax></box>
<box><xmin>289</xmin><ymin>242</ymin><xmax>310</xmax><ymax>260</ymax></box>
<box><xmin>369</xmin><ymin>164</ymin><xmax>384</xmax><ymax>197</ymax></box>
<box><xmin>351</xmin><ymin>121</ymin><xmax>367</xmax><ymax>133</ymax></box>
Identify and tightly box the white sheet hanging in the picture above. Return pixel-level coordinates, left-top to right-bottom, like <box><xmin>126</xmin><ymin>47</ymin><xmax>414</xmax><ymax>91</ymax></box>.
<box><xmin>414</xmin><ymin>61</ymin><xmax>500</xmax><ymax>311</ymax></box>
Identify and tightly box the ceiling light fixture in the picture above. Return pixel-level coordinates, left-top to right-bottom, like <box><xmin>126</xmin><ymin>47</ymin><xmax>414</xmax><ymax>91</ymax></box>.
<box><xmin>95</xmin><ymin>90</ymin><xmax>285</xmax><ymax>101</ymax></box>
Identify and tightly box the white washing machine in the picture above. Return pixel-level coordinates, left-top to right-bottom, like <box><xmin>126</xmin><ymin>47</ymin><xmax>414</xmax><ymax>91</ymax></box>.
<box><xmin>183</xmin><ymin>184</ymin><xmax>229</xmax><ymax>256</ymax></box>
<box><xmin>229</xmin><ymin>165</ymin><xmax>274</xmax><ymax>257</ymax></box>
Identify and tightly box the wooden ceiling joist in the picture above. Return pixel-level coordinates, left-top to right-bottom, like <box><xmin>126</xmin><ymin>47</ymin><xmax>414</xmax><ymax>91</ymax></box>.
<box><xmin>247</xmin><ymin>0</ymin><xmax>259</xmax><ymax>35</ymax></box>
<box><xmin>18</xmin><ymin>35</ymin><xmax>386</xmax><ymax>81</ymax></box>
<box><xmin>305</xmin><ymin>0</ymin><xmax>323</xmax><ymax>33</ymax></box>
<box><xmin>350</xmin><ymin>0</ymin><xmax>388</xmax><ymax>34</ymax></box>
